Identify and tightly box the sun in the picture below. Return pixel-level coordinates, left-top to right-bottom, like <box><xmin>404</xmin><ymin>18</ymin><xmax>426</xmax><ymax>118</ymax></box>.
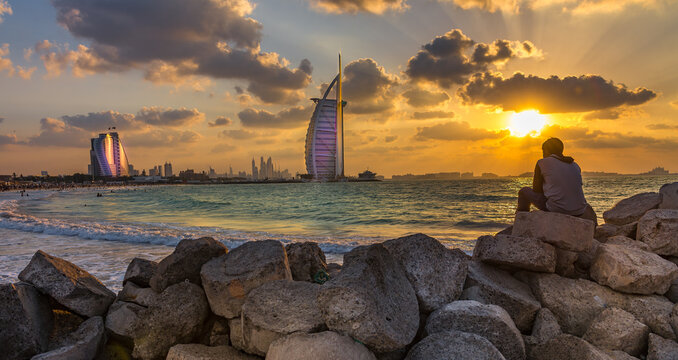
<box><xmin>508</xmin><ymin>110</ymin><xmax>549</xmax><ymax>137</ymax></box>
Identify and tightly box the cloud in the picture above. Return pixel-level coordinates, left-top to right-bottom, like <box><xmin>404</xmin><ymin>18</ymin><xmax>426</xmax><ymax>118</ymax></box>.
<box><xmin>136</xmin><ymin>107</ymin><xmax>204</xmax><ymax>127</ymax></box>
<box><xmin>221</xmin><ymin>129</ymin><xmax>258</xmax><ymax>139</ymax></box>
<box><xmin>415</xmin><ymin>121</ymin><xmax>510</xmax><ymax>141</ymax></box>
<box><xmin>208</xmin><ymin>117</ymin><xmax>233</xmax><ymax>127</ymax></box>
<box><xmin>647</xmin><ymin>123</ymin><xmax>678</xmax><ymax>130</ymax></box>
<box><xmin>458</xmin><ymin>72</ymin><xmax>657</xmax><ymax>113</ymax></box>
<box><xmin>671</xmin><ymin>100</ymin><xmax>678</xmax><ymax>109</ymax></box>
<box><xmin>0</xmin><ymin>133</ymin><xmax>17</xmax><ymax>146</ymax></box>
<box><xmin>238</xmin><ymin>106</ymin><xmax>312</xmax><ymax>129</ymax></box>
<box><xmin>62</xmin><ymin>111</ymin><xmax>139</xmax><ymax>131</ymax></box>
<box><xmin>340</xmin><ymin>58</ymin><xmax>399</xmax><ymax>114</ymax></box>
<box><xmin>405</xmin><ymin>29</ymin><xmax>540</xmax><ymax>87</ymax></box>
<box><xmin>0</xmin><ymin>43</ymin><xmax>37</xmax><ymax>79</ymax></box>
<box><xmin>385</xmin><ymin>135</ymin><xmax>398</xmax><ymax>143</ymax></box>
<box><xmin>0</xmin><ymin>116</ymin><xmax>3</xmax><ymax>123</ymax></box>
<box><xmin>0</xmin><ymin>0</ymin><xmax>11</xmax><ymax>23</ymax></box>
<box><xmin>445</xmin><ymin>0</ymin><xmax>660</xmax><ymax>14</ymax></box>
<box><xmin>535</xmin><ymin>124</ymin><xmax>678</xmax><ymax>151</ymax></box>
<box><xmin>412</xmin><ymin>110</ymin><xmax>455</xmax><ymax>119</ymax></box>
<box><xmin>402</xmin><ymin>88</ymin><xmax>450</xmax><ymax>107</ymax></box>
<box><xmin>124</xmin><ymin>129</ymin><xmax>202</xmax><ymax>148</ymax></box>
<box><xmin>27</xmin><ymin>117</ymin><xmax>91</xmax><ymax>147</ymax></box>
<box><xmin>210</xmin><ymin>143</ymin><xmax>237</xmax><ymax>153</ymax></box>
<box><xmin>307</xmin><ymin>0</ymin><xmax>408</xmax><ymax>14</ymax></box>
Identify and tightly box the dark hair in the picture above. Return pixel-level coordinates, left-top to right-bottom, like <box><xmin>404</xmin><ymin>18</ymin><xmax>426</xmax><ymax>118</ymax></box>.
<box><xmin>542</xmin><ymin>137</ymin><xmax>564</xmax><ymax>156</ymax></box>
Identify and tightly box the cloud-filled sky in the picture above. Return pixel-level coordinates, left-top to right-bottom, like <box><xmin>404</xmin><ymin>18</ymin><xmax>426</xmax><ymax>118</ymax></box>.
<box><xmin>0</xmin><ymin>0</ymin><xmax>677</xmax><ymax>176</ymax></box>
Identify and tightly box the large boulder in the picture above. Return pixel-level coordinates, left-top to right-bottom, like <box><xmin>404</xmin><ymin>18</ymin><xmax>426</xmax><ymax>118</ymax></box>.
<box><xmin>603</xmin><ymin>192</ymin><xmax>662</xmax><ymax>226</ymax></box>
<box><xmin>659</xmin><ymin>182</ymin><xmax>678</xmax><ymax>209</ymax></box>
<box><xmin>461</xmin><ymin>261</ymin><xmax>541</xmax><ymax>332</ymax></box>
<box><xmin>425</xmin><ymin>300</ymin><xmax>525</xmax><ymax>360</ymax></box>
<box><xmin>637</xmin><ymin>209</ymin><xmax>678</xmax><ymax>256</ymax></box>
<box><xmin>267</xmin><ymin>331</ymin><xmax>377</xmax><ymax>360</ymax></box>
<box><xmin>201</xmin><ymin>240</ymin><xmax>292</xmax><ymax>319</ymax></box>
<box><xmin>405</xmin><ymin>330</ymin><xmax>505</xmax><ymax>360</ymax></box>
<box><xmin>317</xmin><ymin>244</ymin><xmax>419</xmax><ymax>353</ymax></box>
<box><xmin>116</xmin><ymin>281</ymin><xmax>158</xmax><ymax>307</ymax></box>
<box><xmin>582</xmin><ymin>307</ymin><xmax>649</xmax><ymax>356</ymax></box>
<box><xmin>473</xmin><ymin>234</ymin><xmax>556</xmax><ymax>273</ymax></box>
<box><xmin>512</xmin><ymin>211</ymin><xmax>594</xmax><ymax>252</ymax></box>
<box><xmin>123</xmin><ymin>258</ymin><xmax>157</xmax><ymax>288</ymax></box>
<box><xmin>166</xmin><ymin>344</ymin><xmax>259</xmax><ymax>360</ymax></box>
<box><xmin>237</xmin><ymin>280</ymin><xmax>325</xmax><ymax>356</ymax></box>
<box><xmin>590</xmin><ymin>244</ymin><xmax>678</xmax><ymax>295</ymax></box>
<box><xmin>18</xmin><ymin>251</ymin><xmax>115</xmax><ymax>318</ymax></box>
<box><xmin>150</xmin><ymin>237</ymin><xmax>228</xmax><ymax>292</ymax></box>
<box><xmin>105</xmin><ymin>300</ymin><xmax>144</xmax><ymax>339</ymax></box>
<box><xmin>648</xmin><ymin>333</ymin><xmax>678</xmax><ymax>360</ymax></box>
<box><xmin>575</xmin><ymin>238</ymin><xmax>602</xmax><ymax>272</ymax></box>
<box><xmin>383</xmin><ymin>233</ymin><xmax>469</xmax><ymax>313</ymax></box>
<box><xmin>595</xmin><ymin>223</ymin><xmax>638</xmax><ymax>242</ymax></box>
<box><xmin>530</xmin><ymin>308</ymin><xmax>562</xmax><ymax>344</ymax></box>
<box><xmin>285</xmin><ymin>242</ymin><xmax>327</xmax><ymax>282</ymax></box>
<box><xmin>528</xmin><ymin>334</ymin><xmax>613</xmax><ymax>360</ymax></box>
<box><xmin>555</xmin><ymin>248</ymin><xmax>584</xmax><ymax>279</ymax></box>
<box><xmin>32</xmin><ymin>316</ymin><xmax>106</xmax><ymax>360</ymax></box>
<box><xmin>0</xmin><ymin>282</ymin><xmax>53</xmax><ymax>359</ymax></box>
<box><xmin>622</xmin><ymin>295</ymin><xmax>676</xmax><ymax>341</ymax></box>
<box><xmin>605</xmin><ymin>236</ymin><xmax>651</xmax><ymax>251</ymax></box>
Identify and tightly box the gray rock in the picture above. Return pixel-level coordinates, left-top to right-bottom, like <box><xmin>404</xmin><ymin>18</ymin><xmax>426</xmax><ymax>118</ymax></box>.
<box><xmin>327</xmin><ymin>263</ymin><xmax>341</xmax><ymax>278</ymax></box>
<box><xmin>18</xmin><ymin>251</ymin><xmax>115</xmax><ymax>317</ymax></box>
<box><xmin>659</xmin><ymin>182</ymin><xmax>678</xmax><ymax>209</ymax></box>
<box><xmin>621</xmin><ymin>295</ymin><xmax>676</xmax><ymax>341</ymax></box>
<box><xmin>201</xmin><ymin>240</ymin><xmax>292</xmax><ymax>319</ymax></box>
<box><xmin>461</xmin><ymin>261</ymin><xmax>541</xmax><ymax>332</ymax></box>
<box><xmin>425</xmin><ymin>300</ymin><xmax>525</xmax><ymax>360</ymax></box>
<box><xmin>32</xmin><ymin>316</ymin><xmax>105</xmax><ymax>360</ymax></box>
<box><xmin>637</xmin><ymin>209</ymin><xmax>678</xmax><ymax>256</ymax></box>
<box><xmin>512</xmin><ymin>211</ymin><xmax>594</xmax><ymax>252</ymax></box>
<box><xmin>582</xmin><ymin>307</ymin><xmax>649</xmax><ymax>356</ymax></box>
<box><xmin>0</xmin><ymin>282</ymin><xmax>53</xmax><ymax>359</ymax></box>
<box><xmin>150</xmin><ymin>237</ymin><xmax>228</xmax><ymax>292</ymax></box>
<box><xmin>238</xmin><ymin>280</ymin><xmax>325</xmax><ymax>356</ymax></box>
<box><xmin>166</xmin><ymin>344</ymin><xmax>260</xmax><ymax>360</ymax></box>
<box><xmin>604</xmin><ymin>351</ymin><xmax>639</xmax><ymax>360</ymax></box>
<box><xmin>474</xmin><ymin>234</ymin><xmax>556</xmax><ymax>273</ymax></box>
<box><xmin>531</xmin><ymin>308</ymin><xmax>562</xmax><ymax>344</ymax></box>
<box><xmin>122</xmin><ymin>258</ymin><xmax>157</xmax><ymax>288</ymax></box>
<box><xmin>665</xmin><ymin>278</ymin><xmax>678</xmax><ymax>303</ymax></box>
<box><xmin>648</xmin><ymin>333</ymin><xmax>678</xmax><ymax>360</ymax></box>
<box><xmin>555</xmin><ymin>248</ymin><xmax>585</xmax><ymax>279</ymax></box>
<box><xmin>104</xmin><ymin>301</ymin><xmax>144</xmax><ymax>339</ymax></box>
<box><xmin>317</xmin><ymin>244</ymin><xmax>419</xmax><ymax>353</ymax></box>
<box><xmin>267</xmin><ymin>331</ymin><xmax>376</xmax><ymax>360</ymax></box>
<box><xmin>575</xmin><ymin>238</ymin><xmax>602</xmax><ymax>273</ymax></box>
<box><xmin>596</xmin><ymin>223</ymin><xmax>638</xmax><ymax>242</ymax></box>
<box><xmin>405</xmin><ymin>330</ymin><xmax>506</xmax><ymax>360</ymax></box>
<box><xmin>285</xmin><ymin>242</ymin><xmax>327</xmax><ymax>282</ymax></box>
<box><xmin>606</xmin><ymin>236</ymin><xmax>651</xmax><ymax>251</ymax></box>
<box><xmin>116</xmin><ymin>281</ymin><xmax>157</xmax><ymax>307</ymax></box>
<box><xmin>670</xmin><ymin>304</ymin><xmax>678</xmax><ymax>340</ymax></box>
<box><xmin>198</xmin><ymin>315</ymin><xmax>230</xmax><ymax>347</ymax></box>
<box><xmin>528</xmin><ymin>334</ymin><xmax>613</xmax><ymax>360</ymax></box>
<box><xmin>590</xmin><ymin>244</ymin><xmax>678</xmax><ymax>295</ymax></box>
<box><xmin>48</xmin><ymin>310</ymin><xmax>85</xmax><ymax>350</ymax></box>
<box><xmin>383</xmin><ymin>233</ymin><xmax>469</xmax><ymax>313</ymax></box>
<box><xmin>603</xmin><ymin>192</ymin><xmax>662</xmax><ymax>226</ymax></box>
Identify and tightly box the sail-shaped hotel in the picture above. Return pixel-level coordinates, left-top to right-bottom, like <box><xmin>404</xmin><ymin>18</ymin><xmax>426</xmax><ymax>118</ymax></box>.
<box><xmin>89</xmin><ymin>132</ymin><xmax>130</xmax><ymax>177</ymax></box>
<box><xmin>304</xmin><ymin>56</ymin><xmax>347</xmax><ymax>181</ymax></box>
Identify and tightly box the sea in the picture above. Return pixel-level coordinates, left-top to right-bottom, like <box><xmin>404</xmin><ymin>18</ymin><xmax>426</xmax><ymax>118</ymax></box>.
<box><xmin>1</xmin><ymin>176</ymin><xmax>676</xmax><ymax>291</ymax></box>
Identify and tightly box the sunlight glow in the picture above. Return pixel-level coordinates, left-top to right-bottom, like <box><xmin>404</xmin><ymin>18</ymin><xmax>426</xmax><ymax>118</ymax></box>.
<box><xmin>508</xmin><ymin>110</ymin><xmax>549</xmax><ymax>137</ymax></box>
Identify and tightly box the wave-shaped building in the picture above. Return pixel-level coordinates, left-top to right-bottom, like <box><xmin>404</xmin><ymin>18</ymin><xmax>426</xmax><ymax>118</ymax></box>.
<box><xmin>304</xmin><ymin>56</ymin><xmax>347</xmax><ymax>181</ymax></box>
<box><xmin>89</xmin><ymin>132</ymin><xmax>130</xmax><ymax>177</ymax></box>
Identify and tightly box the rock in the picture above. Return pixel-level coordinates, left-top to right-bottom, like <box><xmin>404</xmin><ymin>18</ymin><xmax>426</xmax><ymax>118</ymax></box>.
<box><xmin>582</xmin><ymin>307</ymin><xmax>649</xmax><ymax>356</ymax></box>
<box><xmin>405</xmin><ymin>330</ymin><xmax>506</xmax><ymax>360</ymax></box>
<box><xmin>590</xmin><ymin>244</ymin><xmax>678</xmax><ymax>295</ymax></box>
<box><xmin>528</xmin><ymin>334</ymin><xmax>613</xmax><ymax>360</ymax></box>
<box><xmin>201</xmin><ymin>240</ymin><xmax>292</xmax><ymax>319</ymax></box>
<box><xmin>512</xmin><ymin>211</ymin><xmax>594</xmax><ymax>252</ymax></box>
<box><xmin>531</xmin><ymin>308</ymin><xmax>562</xmax><ymax>344</ymax></box>
<box><xmin>166</xmin><ymin>344</ymin><xmax>260</xmax><ymax>360</ymax></box>
<box><xmin>48</xmin><ymin>310</ymin><xmax>85</xmax><ymax>350</ymax></box>
<box><xmin>116</xmin><ymin>281</ymin><xmax>158</xmax><ymax>307</ymax></box>
<box><xmin>285</xmin><ymin>242</ymin><xmax>327</xmax><ymax>282</ymax></box>
<box><xmin>383</xmin><ymin>233</ymin><xmax>469</xmax><ymax>313</ymax></box>
<box><xmin>575</xmin><ymin>238</ymin><xmax>602</xmax><ymax>272</ymax></box>
<box><xmin>327</xmin><ymin>263</ymin><xmax>341</xmax><ymax>278</ymax></box>
<box><xmin>0</xmin><ymin>282</ymin><xmax>53</xmax><ymax>359</ymax></box>
<box><xmin>237</xmin><ymin>280</ymin><xmax>325</xmax><ymax>356</ymax></box>
<box><xmin>604</xmin><ymin>351</ymin><xmax>639</xmax><ymax>360</ymax></box>
<box><xmin>317</xmin><ymin>244</ymin><xmax>419</xmax><ymax>353</ymax></box>
<box><xmin>122</xmin><ymin>258</ymin><xmax>157</xmax><ymax>288</ymax></box>
<box><xmin>197</xmin><ymin>315</ymin><xmax>230</xmax><ymax>347</ymax></box>
<box><xmin>621</xmin><ymin>295</ymin><xmax>676</xmax><ymax>341</ymax></box>
<box><xmin>665</xmin><ymin>278</ymin><xmax>678</xmax><ymax>303</ymax></box>
<box><xmin>425</xmin><ymin>300</ymin><xmax>525</xmax><ymax>360</ymax></box>
<box><xmin>555</xmin><ymin>248</ymin><xmax>584</xmax><ymax>278</ymax></box>
<box><xmin>606</xmin><ymin>236</ymin><xmax>651</xmax><ymax>251</ymax></box>
<box><xmin>32</xmin><ymin>316</ymin><xmax>105</xmax><ymax>360</ymax></box>
<box><xmin>596</xmin><ymin>223</ymin><xmax>638</xmax><ymax>242</ymax></box>
<box><xmin>461</xmin><ymin>261</ymin><xmax>541</xmax><ymax>332</ymax></box>
<box><xmin>18</xmin><ymin>250</ymin><xmax>116</xmax><ymax>317</ymax></box>
<box><xmin>150</xmin><ymin>237</ymin><xmax>228</xmax><ymax>292</ymax></box>
<box><xmin>104</xmin><ymin>301</ymin><xmax>144</xmax><ymax>339</ymax></box>
<box><xmin>603</xmin><ymin>192</ymin><xmax>662</xmax><ymax>226</ymax></box>
<box><xmin>648</xmin><ymin>333</ymin><xmax>678</xmax><ymax>360</ymax></box>
<box><xmin>659</xmin><ymin>182</ymin><xmax>678</xmax><ymax>209</ymax></box>
<box><xmin>474</xmin><ymin>234</ymin><xmax>556</xmax><ymax>273</ymax></box>
<box><xmin>637</xmin><ymin>209</ymin><xmax>678</xmax><ymax>256</ymax></box>
<box><xmin>266</xmin><ymin>332</ymin><xmax>376</xmax><ymax>360</ymax></box>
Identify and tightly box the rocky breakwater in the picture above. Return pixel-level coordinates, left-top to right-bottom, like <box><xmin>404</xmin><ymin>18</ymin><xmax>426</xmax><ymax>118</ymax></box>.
<box><xmin>2</xmin><ymin>181</ymin><xmax>678</xmax><ymax>360</ymax></box>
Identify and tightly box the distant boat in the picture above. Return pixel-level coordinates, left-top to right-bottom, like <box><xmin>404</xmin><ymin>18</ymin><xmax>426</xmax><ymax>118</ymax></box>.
<box><xmin>358</xmin><ymin>170</ymin><xmax>377</xmax><ymax>180</ymax></box>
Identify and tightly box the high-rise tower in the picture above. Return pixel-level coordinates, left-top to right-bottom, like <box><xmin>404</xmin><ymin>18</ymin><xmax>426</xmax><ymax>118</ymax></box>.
<box><xmin>89</xmin><ymin>132</ymin><xmax>130</xmax><ymax>177</ymax></box>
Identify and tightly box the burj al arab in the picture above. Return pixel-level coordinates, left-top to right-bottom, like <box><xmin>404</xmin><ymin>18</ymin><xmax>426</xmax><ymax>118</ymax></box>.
<box><xmin>304</xmin><ymin>55</ymin><xmax>347</xmax><ymax>181</ymax></box>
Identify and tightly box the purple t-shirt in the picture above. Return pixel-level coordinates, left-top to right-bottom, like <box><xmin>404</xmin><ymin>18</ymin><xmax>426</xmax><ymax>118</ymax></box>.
<box><xmin>537</xmin><ymin>155</ymin><xmax>588</xmax><ymax>216</ymax></box>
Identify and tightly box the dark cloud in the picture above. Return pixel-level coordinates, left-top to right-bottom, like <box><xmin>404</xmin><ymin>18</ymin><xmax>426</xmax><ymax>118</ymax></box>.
<box><xmin>307</xmin><ymin>0</ymin><xmax>407</xmax><ymax>14</ymax></box>
<box><xmin>340</xmin><ymin>58</ymin><xmax>399</xmax><ymax>114</ymax></box>
<box><xmin>0</xmin><ymin>133</ymin><xmax>17</xmax><ymax>146</ymax></box>
<box><xmin>208</xmin><ymin>117</ymin><xmax>233</xmax><ymax>127</ymax></box>
<box><xmin>458</xmin><ymin>72</ymin><xmax>657</xmax><ymax>114</ymax></box>
<box><xmin>415</xmin><ymin>121</ymin><xmax>510</xmax><ymax>141</ymax></box>
<box><xmin>385</xmin><ymin>135</ymin><xmax>398</xmax><ymax>143</ymax></box>
<box><xmin>412</xmin><ymin>110</ymin><xmax>455</xmax><ymax>119</ymax></box>
<box><xmin>402</xmin><ymin>88</ymin><xmax>449</xmax><ymax>107</ymax></box>
<box><xmin>583</xmin><ymin>109</ymin><xmax>625</xmax><ymax>121</ymax></box>
<box><xmin>238</xmin><ymin>106</ymin><xmax>312</xmax><ymax>129</ymax></box>
<box><xmin>221</xmin><ymin>129</ymin><xmax>258</xmax><ymax>139</ymax></box>
<box><xmin>62</xmin><ymin>111</ymin><xmax>138</xmax><ymax>131</ymax></box>
<box><xmin>647</xmin><ymin>123</ymin><xmax>678</xmax><ymax>130</ymax></box>
<box><xmin>0</xmin><ymin>117</ymin><xmax>4</xmax><ymax>123</ymax></box>
<box><xmin>27</xmin><ymin>118</ymin><xmax>91</xmax><ymax>147</ymax></box>
<box><xmin>135</xmin><ymin>107</ymin><xmax>204</xmax><ymax>127</ymax></box>
<box><xmin>405</xmin><ymin>29</ymin><xmax>540</xmax><ymax>88</ymax></box>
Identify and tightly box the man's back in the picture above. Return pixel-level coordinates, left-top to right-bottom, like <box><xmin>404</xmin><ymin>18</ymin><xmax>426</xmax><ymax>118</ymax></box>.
<box><xmin>537</xmin><ymin>155</ymin><xmax>588</xmax><ymax>216</ymax></box>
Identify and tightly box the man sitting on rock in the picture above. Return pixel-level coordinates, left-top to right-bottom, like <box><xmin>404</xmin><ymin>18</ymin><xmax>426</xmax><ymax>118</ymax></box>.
<box><xmin>517</xmin><ymin>137</ymin><xmax>597</xmax><ymax>223</ymax></box>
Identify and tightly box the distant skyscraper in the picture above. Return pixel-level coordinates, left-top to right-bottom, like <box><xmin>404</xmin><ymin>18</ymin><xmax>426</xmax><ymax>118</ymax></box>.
<box><xmin>266</xmin><ymin>157</ymin><xmax>273</xmax><ymax>179</ymax></box>
<box><xmin>260</xmin><ymin>157</ymin><xmax>266</xmax><ymax>179</ymax></box>
<box><xmin>251</xmin><ymin>158</ymin><xmax>258</xmax><ymax>180</ymax></box>
<box><xmin>164</xmin><ymin>162</ymin><xmax>173</xmax><ymax>177</ymax></box>
<box><xmin>229</xmin><ymin>165</ymin><xmax>233</xmax><ymax>178</ymax></box>
<box><xmin>89</xmin><ymin>132</ymin><xmax>130</xmax><ymax>177</ymax></box>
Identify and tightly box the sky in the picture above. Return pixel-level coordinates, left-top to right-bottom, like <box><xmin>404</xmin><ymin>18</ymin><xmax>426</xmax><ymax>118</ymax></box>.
<box><xmin>0</xmin><ymin>0</ymin><xmax>677</xmax><ymax>177</ymax></box>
